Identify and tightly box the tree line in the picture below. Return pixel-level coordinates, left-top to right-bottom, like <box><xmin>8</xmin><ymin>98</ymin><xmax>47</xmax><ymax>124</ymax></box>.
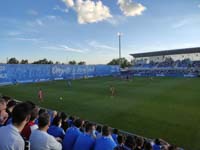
<box><xmin>6</xmin><ymin>58</ymin><xmax>86</xmax><ymax>65</ymax></box>
<box><xmin>6</xmin><ymin>57</ymin><xmax>132</xmax><ymax>68</ymax></box>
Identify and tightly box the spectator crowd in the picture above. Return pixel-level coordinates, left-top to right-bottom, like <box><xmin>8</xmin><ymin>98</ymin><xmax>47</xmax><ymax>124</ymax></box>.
<box><xmin>0</xmin><ymin>96</ymin><xmax>182</xmax><ymax>150</ymax></box>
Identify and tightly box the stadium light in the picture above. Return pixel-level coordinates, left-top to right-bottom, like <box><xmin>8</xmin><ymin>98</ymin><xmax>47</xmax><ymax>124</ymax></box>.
<box><xmin>117</xmin><ymin>32</ymin><xmax>123</xmax><ymax>68</ymax></box>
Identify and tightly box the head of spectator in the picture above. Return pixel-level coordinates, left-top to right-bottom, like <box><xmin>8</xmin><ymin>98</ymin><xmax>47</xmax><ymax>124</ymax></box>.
<box><xmin>0</xmin><ymin>98</ymin><xmax>7</xmax><ymax>111</ymax></box>
<box><xmin>85</xmin><ymin>123</ymin><xmax>94</xmax><ymax>135</ymax></box>
<box><xmin>38</xmin><ymin>108</ymin><xmax>47</xmax><ymax>116</ymax></box>
<box><xmin>38</xmin><ymin>112</ymin><xmax>50</xmax><ymax>131</ymax></box>
<box><xmin>96</xmin><ymin>125</ymin><xmax>102</xmax><ymax>133</ymax></box>
<box><xmin>60</xmin><ymin>112</ymin><xmax>68</xmax><ymax>131</ymax></box>
<box><xmin>135</xmin><ymin>137</ymin><xmax>144</xmax><ymax>150</ymax></box>
<box><xmin>1</xmin><ymin>96</ymin><xmax>11</xmax><ymax>104</ymax></box>
<box><xmin>102</xmin><ymin>125</ymin><xmax>111</xmax><ymax>136</ymax></box>
<box><xmin>52</xmin><ymin>115</ymin><xmax>62</xmax><ymax>127</ymax></box>
<box><xmin>74</xmin><ymin>118</ymin><xmax>83</xmax><ymax>128</ymax></box>
<box><xmin>144</xmin><ymin>142</ymin><xmax>153</xmax><ymax>150</ymax></box>
<box><xmin>124</xmin><ymin>136</ymin><xmax>135</xmax><ymax>149</ymax></box>
<box><xmin>52</xmin><ymin>110</ymin><xmax>57</xmax><ymax>119</ymax></box>
<box><xmin>113</xmin><ymin>128</ymin><xmax>119</xmax><ymax>135</ymax></box>
<box><xmin>0</xmin><ymin>98</ymin><xmax>8</xmax><ymax>125</ymax></box>
<box><xmin>60</xmin><ymin>112</ymin><xmax>67</xmax><ymax>122</ymax></box>
<box><xmin>12</xmin><ymin>102</ymin><xmax>33</xmax><ymax>132</ymax></box>
<box><xmin>6</xmin><ymin>100</ymin><xmax>17</xmax><ymax>113</ymax></box>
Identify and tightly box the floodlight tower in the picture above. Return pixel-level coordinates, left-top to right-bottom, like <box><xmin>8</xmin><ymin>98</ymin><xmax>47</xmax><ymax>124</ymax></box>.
<box><xmin>117</xmin><ymin>32</ymin><xmax>122</xmax><ymax>68</ymax></box>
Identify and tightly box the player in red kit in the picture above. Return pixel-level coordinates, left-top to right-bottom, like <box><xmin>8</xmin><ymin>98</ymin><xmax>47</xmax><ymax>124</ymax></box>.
<box><xmin>38</xmin><ymin>89</ymin><xmax>43</xmax><ymax>102</ymax></box>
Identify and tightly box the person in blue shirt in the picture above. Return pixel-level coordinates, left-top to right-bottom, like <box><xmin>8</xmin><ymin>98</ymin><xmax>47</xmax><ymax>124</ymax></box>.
<box><xmin>62</xmin><ymin>118</ymin><xmax>83</xmax><ymax>150</ymax></box>
<box><xmin>112</xmin><ymin>128</ymin><xmax>119</xmax><ymax>144</ymax></box>
<box><xmin>73</xmin><ymin>123</ymin><xmax>95</xmax><ymax>150</ymax></box>
<box><xmin>48</xmin><ymin>115</ymin><xmax>65</xmax><ymax>139</ymax></box>
<box><xmin>94</xmin><ymin>125</ymin><xmax>117</xmax><ymax>150</ymax></box>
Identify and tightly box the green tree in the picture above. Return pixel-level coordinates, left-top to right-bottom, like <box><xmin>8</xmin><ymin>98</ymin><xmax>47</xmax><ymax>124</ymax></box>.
<box><xmin>32</xmin><ymin>59</ymin><xmax>53</xmax><ymax>64</ymax></box>
<box><xmin>20</xmin><ymin>59</ymin><xmax>29</xmax><ymax>64</ymax></box>
<box><xmin>78</xmin><ymin>61</ymin><xmax>86</xmax><ymax>65</ymax></box>
<box><xmin>68</xmin><ymin>60</ymin><xmax>76</xmax><ymax>65</ymax></box>
<box><xmin>7</xmin><ymin>57</ymin><xmax>19</xmax><ymax>64</ymax></box>
<box><xmin>107</xmin><ymin>57</ymin><xmax>131</xmax><ymax>68</ymax></box>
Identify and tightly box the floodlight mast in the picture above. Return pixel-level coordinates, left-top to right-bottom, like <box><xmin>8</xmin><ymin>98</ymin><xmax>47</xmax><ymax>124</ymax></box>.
<box><xmin>118</xmin><ymin>32</ymin><xmax>122</xmax><ymax>68</ymax></box>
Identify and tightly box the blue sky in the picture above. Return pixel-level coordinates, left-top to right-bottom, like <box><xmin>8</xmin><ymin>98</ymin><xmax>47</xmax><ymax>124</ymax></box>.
<box><xmin>1</xmin><ymin>0</ymin><xmax>200</xmax><ymax>64</ymax></box>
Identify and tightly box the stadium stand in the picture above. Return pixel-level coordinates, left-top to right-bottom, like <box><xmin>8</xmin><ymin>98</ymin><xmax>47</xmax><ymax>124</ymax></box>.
<box><xmin>129</xmin><ymin>47</ymin><xmax>200</xmax><ymax>78</ymax></box>
<box><xmin>0</xmin><ymin>97</ymin><xmax>184</xmax><ymax>150</ymax></box>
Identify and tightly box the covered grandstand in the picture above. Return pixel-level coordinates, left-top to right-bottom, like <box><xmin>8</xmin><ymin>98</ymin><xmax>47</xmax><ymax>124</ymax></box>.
<box><xmin>129</xmin><ymin>47</ymin><xmax>200</xmax><ymax>77</ymax></box>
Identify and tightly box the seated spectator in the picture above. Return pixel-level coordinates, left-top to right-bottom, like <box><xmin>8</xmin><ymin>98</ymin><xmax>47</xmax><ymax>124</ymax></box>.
<box><xmin>67</xmin><ymin>116</ymin><xmax>75</xmax><ymax>127</ymax></box>
<box><xmin>0</xmin><ymin>102</ymin><xmax>32</xmax><ymax>150</ymax></box>
<box><xmin>95</xmin><ymin>125</ymin><xmax>102</xmax><ymax>138</ymax></box>
<box><xmin>0</xmin><ymin>98</ymin><xmax>8</xmax><ymax>126</ymax></box>
<box><xmin>123</xmin><ymin>136</ymin><xmax>136</xmax><ymax>150</ymax></box>
<box><xmin>73</xmin><ymin>123</ymin><xmax>95</xmax><ymax>150</ymax></box>
<box><xmin>153</xmin><ymin>139</ymin><xmax>161</xmax><ymax>150</ymax></box>
<box><xmin>21</xmin><ymin>104</ymin><xmax>39</xmax><ymax>140</ymax></box>
<box><xmin>135</xmin><ymin>137</ymin><xmax>144</xmax><ymax>150</ymax></box>
<box><xmin>48</xmin><ymin>115</ymin><xmax>65</xmax><ymax>139</ymax></box>
<box><xmin>114</xmin><ymin>134</ymin><xmax>126</xmax><ymax>150</ymax></box>
<box><xmin>112</xmin><ymin>128</ymin><xmax>119</xmax><ymax>144</ymax></box>
<box><xmin>30</xmin><ymin>112</ymin><xmax>62</xmax><ymax>150</ymax></box>
<box><xmin>60</xmin><ymin>112</ymin><xmax>68</xmax><ymax>132</ymax></box>
<box><xmin>50</xmin><ymin>110</ymin><xmax>57</xmax><ymax>124</ymax></box>
<box><xmin>94</xmin><ymin>125</ymin><xmax>117</xmax><ymax>150</ymax></box>
<box><xmin>34</xmin><ymin>108</ymin><xmax>47</xmax><ymax>124</ymax></box>
<box><xmin>5</xmin><ymin>100</ymin><xmax>17</xmax><ymax>124</ymax></box>
<box><xmin>144</xmin><ymin>142</ymin><xmax>153</xmax><ymax>150</ymax></box>
<box><xmin>63</xmin><ymin>118</ymin><xmax>83</xmax><ymax>150</ymax></box>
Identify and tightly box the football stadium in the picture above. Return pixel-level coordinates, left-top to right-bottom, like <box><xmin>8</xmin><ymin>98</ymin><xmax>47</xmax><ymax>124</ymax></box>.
<box><xmin>1</xmin><ymin>1</ymin><xmax>200</xmax><ymax>150</ymax></box>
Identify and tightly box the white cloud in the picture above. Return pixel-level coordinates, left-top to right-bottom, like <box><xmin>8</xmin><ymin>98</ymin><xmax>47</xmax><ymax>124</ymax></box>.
<box><xmin>42</xmin><ymin>45</ymin><xmax>86</xmax><ymax>53</ymax></box>
<box><xmin>61</xmin><ymin>0</ymin><xmax>112</xmax><ymax>24</ymax></box>
<box><xmin>89</xmin><ymin>41</ymin><xmax>117</xmax><ymax>51</ymax></box>
<box><xmin>106</xmin><ymin>15</ymin><xmax>127</xmax><ymax>26</ymax></box>
<box><xmin>62</xmin><ymin>0</ymin><xmax>74</xmax><ymax>7</ymax></box>
<box><xmin>28</xmin><ymin>10</ymin><xmax>38</xmax><ymax>16</ymax></box>
<box><xmin>35</xmin><ymin>19</ymin><xmax>44</xmax><ymax>26</ymax></box>
<box><xmin>7</xmin><ymin>31</ymin><xmax>22</xmax><ymax>36</ymax></box>
<box><xmin>118</xmin><ymin>0</ymin><xmax>146</xmax><ymax>16</ymax></box>
<box><xmin>53</xmin><ymin>5</ymin><xmax>68</xmax><ymax>13</ymax></box>
<box><xmin>172</xmin><ymin>19</ymin><xmax>190</xmax><ymax>29</ymax></box>
<box><xmin>15</xmin><ymin>37</ymin><xmax>43</xmax><ymax>42</ymax></box>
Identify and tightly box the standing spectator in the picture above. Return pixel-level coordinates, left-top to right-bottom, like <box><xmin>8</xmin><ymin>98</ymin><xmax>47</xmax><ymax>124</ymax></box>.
<box><xmin>48</xmin><ymin>115</ymin><xmax>65</xmax><ymax>139</ymax></box>
<box><xmin>63</xmin><ymin>118</ymin><xmax>83</xmax><ymax>150</ymax></box>
<box><xmin>94</xmin><ymin>125</ymin><xmax>117</xmax><ymax>150</ymax></box>
<box><xmin>0</xmin><ymin>102</ymin><xmax>32</xmax><ymax>150</ymax></box>
<box><xmin>0</xmin><ymin>98</ymin><xmax>8</xmax><ymax>126</ymax></box>
<box><xmin>30</xmin><ymin>112</ymin><xmax>62</xmax><ymax>150</ymax></box>
<box><xmin>73</xmin><ymin>123</ymin><xmax>95</xmax><ymax>150</ymax></box>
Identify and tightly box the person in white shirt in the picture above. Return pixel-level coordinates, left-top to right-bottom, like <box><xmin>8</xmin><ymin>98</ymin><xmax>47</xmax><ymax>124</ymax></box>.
<box><xmin>30</xmin><ymin>112</ymin><xmax>62</xmax><ymax>150</ymax></box>
<box><xmin>0</xmin><ymin>102</ymin><xmax>33</xmax><ymax>150</ymax></box>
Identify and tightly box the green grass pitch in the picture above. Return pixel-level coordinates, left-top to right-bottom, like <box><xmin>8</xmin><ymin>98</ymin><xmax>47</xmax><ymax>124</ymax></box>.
<box><xmin>0</xmin><ymin>77</ymin><xmax>200</xmax><ymax>149</ymax></box>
